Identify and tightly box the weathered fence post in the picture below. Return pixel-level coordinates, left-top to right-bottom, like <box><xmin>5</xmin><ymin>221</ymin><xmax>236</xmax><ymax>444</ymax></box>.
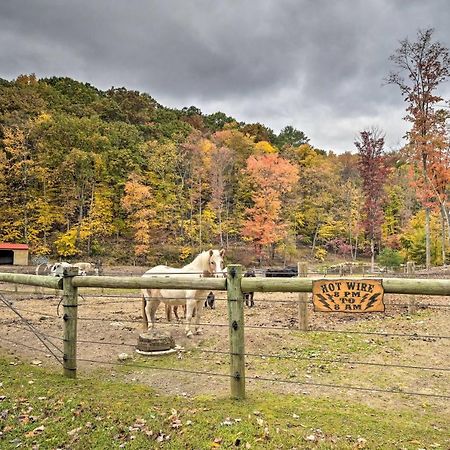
<box><xmin>62</xmin><ymin>267</ymin><xmax>79</xmax><ymax>379</ymax></box>
<box><xmin>227</xmin><ymin>264</ymin><xmax>245</xmax><ymax>400</ymax></box>
<box><xmin>407</xmin><ymin>261</ymin><xmax>417</xmax><ymax>314</ymax></box>
<box><xmin>297</xmin><ymin>262</ymin><xmax>309</xmax><ymax>331</ymax></box>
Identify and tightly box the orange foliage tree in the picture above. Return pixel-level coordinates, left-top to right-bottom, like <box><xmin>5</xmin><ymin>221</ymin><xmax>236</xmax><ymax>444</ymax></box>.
<box><xmin>387</xmin><ymin>28</ymin><xmax>450</xmax><ymax>267</ymax></box>
<box><xmin>122</xmin><ymin>174</ymin><xmax>155</xmax><ymax>260</ymax></box>
<box><xmin>242</xmin><ymin>153</ymin><xmax>299</xmax><ymax>259</ymax></box>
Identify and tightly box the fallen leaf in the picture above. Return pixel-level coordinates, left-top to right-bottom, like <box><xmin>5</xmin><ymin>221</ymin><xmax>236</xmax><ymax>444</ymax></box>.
<box><xmin>67</xmin><ymin>427</ymin><xmax>82</xmax><ymax>437</ymax></box>
<box><xmin>19</xmin><ymin>414</ymin><xmax>30</xmax><ymax>424</ymax></box>
<box><xmin>171</xmin><ymin>419</ymin><xmax>182</xmax><ymax>429</ymax></box>
<box><xmin>25</xmin><ymin>425</ymin><xmax>45</xmax><ymax>438</ymax></box>
<box><xmin>355</xmin><ymin>437</ymin><xmax>367</xmax><ymax>448</ymax></box>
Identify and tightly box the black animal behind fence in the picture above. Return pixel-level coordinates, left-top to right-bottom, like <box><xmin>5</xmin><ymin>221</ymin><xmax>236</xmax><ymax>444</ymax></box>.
<box><xmin>243</xmin><ymin>269</ymin><xmax>256</xmax><ymax>307</ymax></box>
<box><xmin>204</xmin><ymin>291</ymin><xmax>215</xmax><ymax>309</ymax></box>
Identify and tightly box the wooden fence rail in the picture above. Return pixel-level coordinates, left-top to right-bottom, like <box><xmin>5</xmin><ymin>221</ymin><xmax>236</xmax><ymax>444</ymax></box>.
<box><xmin>0</xmin><ymin>273</ymin><xmax>62</xmax><ymax>289</ymax></box>
<box><xmin>2</xmin><ymin>272</ymin><xmax>447</xmax><ymax>296</ymax></box>
<box><xmin>241</xmin><ymin>277</ymin><xmax>450</xmax><ymax>296</ymax></box>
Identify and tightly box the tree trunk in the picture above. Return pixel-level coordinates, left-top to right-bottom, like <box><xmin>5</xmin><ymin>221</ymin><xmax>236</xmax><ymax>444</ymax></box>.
<box><xmin>270</xmin><ymin>243</ymin><xmax>276</xmax><ymax>261</ymax></box>
<box><xmin>425</xmin><ymin>207</ymin><xmax>431</xmax><ymax>269</ymax></box>
<box><xmin>225</xmin><ymin>197</ymin><xmax>230</xmax><ymax>249</ymax></box>
<box><xmin>87</xmin><ymin>187</ymin><xmax>95</xmax><ymax>257</ymax></box>
<box><xmin>198</xmin><ymin>178</ymin><xmax>202</xmax><ymax>249</ymax></box>
<box><xmin>311</xmin><ymin>222</ymin><xmax>320</xmax><ymax>256</ymax></box>
<box><xmin>370</xmin><ymin>238</ymin><xmax>375</xmax><ymax>273</ymax></box>
<box><xmin>76</xmin><ymin>186</ymin><xmax>85</xmax><ymax>245</ymax></box>
<box><xmin>442</xmin><ymin>211</ymin><xmax>446</xmax><ymax>266</ymax></box>
<box><xmin>218</xmin><ymin>206</ymin><xmax>223</xmax><ymax>248</ymax></box>
<box><xmin>349</xmin><ymin>224</ymin><xmax>354</xmax><ymax>260</ymax></box>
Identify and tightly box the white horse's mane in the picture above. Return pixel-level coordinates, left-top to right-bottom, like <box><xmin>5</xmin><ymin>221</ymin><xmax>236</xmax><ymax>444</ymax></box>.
<box><xmin>184</xmin><ymin>249</ymin><xmax>218</xmax><ymax>272</ymax></box>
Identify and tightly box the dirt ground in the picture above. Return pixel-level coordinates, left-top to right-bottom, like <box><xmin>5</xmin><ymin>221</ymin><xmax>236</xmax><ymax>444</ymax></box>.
<box><xmin>0</xmin><ymin>271</ymin><xmax>449</xmax><ymax>414</ymax></box>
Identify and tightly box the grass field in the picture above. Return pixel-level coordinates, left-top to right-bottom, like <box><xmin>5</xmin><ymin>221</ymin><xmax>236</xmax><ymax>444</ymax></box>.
<box><xmin>0</xmin><ymin>356</ymin><xmax>448</xmax><ymax>449</ymax></box>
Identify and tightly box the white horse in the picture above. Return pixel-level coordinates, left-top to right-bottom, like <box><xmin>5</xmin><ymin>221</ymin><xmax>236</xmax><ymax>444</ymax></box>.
<box><xmin>35</xmin><ymin>263</ymin><xmax>53</xmax><ymax>276</ymax></box>
<box><xmin>142</xmin><ymin>249</ymin><xmax>225</xmax><ymax>337</ymax></box>
<box><xmin>72</xmin><ymin>262</ymin><xmax>99</xmax><ymax>276</ymax></box>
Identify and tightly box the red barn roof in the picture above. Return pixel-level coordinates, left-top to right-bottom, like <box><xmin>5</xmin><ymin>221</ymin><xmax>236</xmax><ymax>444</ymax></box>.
<box><xmin>0</xmin><ymin>243</ymin><xmax>29</xmax><ymax>250</ymax></box>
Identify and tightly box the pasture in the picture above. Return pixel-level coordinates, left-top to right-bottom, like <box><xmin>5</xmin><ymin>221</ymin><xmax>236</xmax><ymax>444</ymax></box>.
<box><xmin>0</xmin><ymin>265</ymin><xmax>449</xmax><ymax>449</ymax></box>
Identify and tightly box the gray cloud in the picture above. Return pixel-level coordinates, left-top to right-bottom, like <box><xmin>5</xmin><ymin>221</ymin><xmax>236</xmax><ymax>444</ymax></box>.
<box><xmin>1</xmin><ymin>0</ymin><xmax>450</xmax><ymax>152</ymax></box>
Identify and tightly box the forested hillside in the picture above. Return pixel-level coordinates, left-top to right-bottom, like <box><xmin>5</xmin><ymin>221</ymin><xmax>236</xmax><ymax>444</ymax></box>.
<box><xmin>0</xmin><ymin>74</ymin><xmax>447</xmax><ymax>267</ymax></box>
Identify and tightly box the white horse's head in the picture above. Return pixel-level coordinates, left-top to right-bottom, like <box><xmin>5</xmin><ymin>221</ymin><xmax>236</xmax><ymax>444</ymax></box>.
<box><xmin>204</xmin><ymin>249</ymin><xmax>225</xmax><ymax>277</ymax></box>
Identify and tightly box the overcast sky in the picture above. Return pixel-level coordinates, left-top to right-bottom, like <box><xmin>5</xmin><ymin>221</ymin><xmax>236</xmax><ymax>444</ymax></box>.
<box><xmin>1</xmin><ymin>0</ymin><xmax>450</xmax><ymax>153</ymax></box>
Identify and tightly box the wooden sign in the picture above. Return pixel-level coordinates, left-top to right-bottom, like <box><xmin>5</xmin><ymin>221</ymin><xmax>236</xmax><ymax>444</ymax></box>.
<box><xmin>312</xmin><ymin>279</ymin><xmax>385</xmax><ymax>313</ymax></box>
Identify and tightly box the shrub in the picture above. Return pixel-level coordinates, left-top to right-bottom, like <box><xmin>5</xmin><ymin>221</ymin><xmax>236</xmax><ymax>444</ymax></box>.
<box><xmin>378</xmin><ymin>247</ymin><xmax>404</xmax><ymax>268</ymax></box>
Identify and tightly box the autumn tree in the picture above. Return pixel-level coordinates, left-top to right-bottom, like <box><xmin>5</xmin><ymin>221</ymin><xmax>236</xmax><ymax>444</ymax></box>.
<box><xmin>387</xmin><ymin>28</ymin><xmax>450</xmax><ymax>268</ymax></box>
<box><xmin>122</xmin><ymin>174</ymin><xmax>155</xmax><ymax>261</ymax></box>
<box><xmin>241</xmin><ymin>122</ymin><xmax>276</xmax><ymax>144</ymax></box>
<box><xmin>355</xmin><ymin>130</ymin><xmax>389</xmax><ymax>271</ymax></box>
<box><xmin>291</xmin><ymin>150</ymin><xmax>348</xmax><ymax>259</ymax></box>
<box><xmin>208</xmin><ymin>144</ymin><xmax>233</xmax><ymax>247</ymax></box>
<box><xmin>242</xmin><ymin>153</ymin><xmax>299</xmax><ymax>260</ymax></box>
<box><xmin>276</xmin><ymin>125</ymin><xmax>309</xmax><ymax>149</ymax></box>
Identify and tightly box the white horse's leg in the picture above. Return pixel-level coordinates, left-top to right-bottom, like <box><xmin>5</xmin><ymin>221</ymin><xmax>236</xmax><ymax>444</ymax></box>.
<box><xmin>185</xmin><ymin>299</ymin><xmax>195</xmax><ymax>337</ymax></box>
<box><xmin>194</xmin><ymin>299</ymin><xmax>203</xmax><ymax>335</ymax></box>
<box><xmin>142</xmin><ymin>291</ymin><xmax>150</xmax><ymax>331</ymax></box>
<box><xmin>165</xmin><ymin>304</ymin><xmax>172</xmax><ymax>322</ymax></box>
<box><xmin>149</xmin><ymin>300</ymin><xmax>161</xmax><ymax>329</ymax></box>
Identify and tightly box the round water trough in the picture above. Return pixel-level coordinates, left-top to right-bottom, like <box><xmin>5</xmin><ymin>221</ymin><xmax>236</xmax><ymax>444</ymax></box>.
<box><xmin>136</xmin><ymin>331</ymin><xmax>177</xmax><ymax>356</ymax></box>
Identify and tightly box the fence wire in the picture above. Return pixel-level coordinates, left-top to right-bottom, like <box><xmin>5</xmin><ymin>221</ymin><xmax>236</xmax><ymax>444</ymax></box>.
<box><xmin>43</xmin><ymin>334</ymin><xmax>448</xmax><ymax>373</ymax></box>
<box><xmin>0</xmin><ymin>293</ymin><xmax>63</xmax><ymax>364</ymax></box>
<box><xmin>2</xmin><ymin>300</ymin><xmax>449</xmax><ymax>340</ymax></box>
<box><xmin>1</xmin><ymin>282</ymin><xmax>449</xmax><ymax>402</ymax></box>
<box><xmin>60</xmin><ymin>356</ymin><xmax>450</xmax><ymax>400</ymax></box>
<box><xmin>2</xmin><ymin>336</ymin><xmax>61</xmax><ymax>359</ymax></box>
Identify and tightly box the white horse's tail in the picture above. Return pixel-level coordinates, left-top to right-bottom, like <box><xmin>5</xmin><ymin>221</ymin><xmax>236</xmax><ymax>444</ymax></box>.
<box><xmin>142</xmin><ymin>295</ymin><xmax>148</xmax><ymax>331</ymax></box>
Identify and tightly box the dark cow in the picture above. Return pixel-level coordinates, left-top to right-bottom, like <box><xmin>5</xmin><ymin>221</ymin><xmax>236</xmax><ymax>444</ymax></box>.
<box><xmin>243</xmin><ymin>269</ymin><xmax>256</xmax><ymax>307</ymax></box>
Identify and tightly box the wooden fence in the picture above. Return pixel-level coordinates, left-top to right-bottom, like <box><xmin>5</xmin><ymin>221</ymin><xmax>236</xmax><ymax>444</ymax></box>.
<box><xmin>1</xmin><ymin>265</ymin><xmax>449</xmax><ymax>400</ymax></box>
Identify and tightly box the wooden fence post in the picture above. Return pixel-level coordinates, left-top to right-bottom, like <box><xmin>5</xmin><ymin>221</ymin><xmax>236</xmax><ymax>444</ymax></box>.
<box><xmin>407</xmin><ymin>261</ymin><xmax>417</xmax><ymax>314</ymax></box>
<box><xmin>226</xmin><ymin>264</ymin><xmax>245</xmax><ymax>400</ymax></box>
<box><xmin>62</xmin><ymin>267</ymin><xmax>79</xmax><ymax>379</ymax></box>
<box><xmin>297</xmin><ymin>262</ymin><xmax>308</xmax><ymax>331</ymax></box>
